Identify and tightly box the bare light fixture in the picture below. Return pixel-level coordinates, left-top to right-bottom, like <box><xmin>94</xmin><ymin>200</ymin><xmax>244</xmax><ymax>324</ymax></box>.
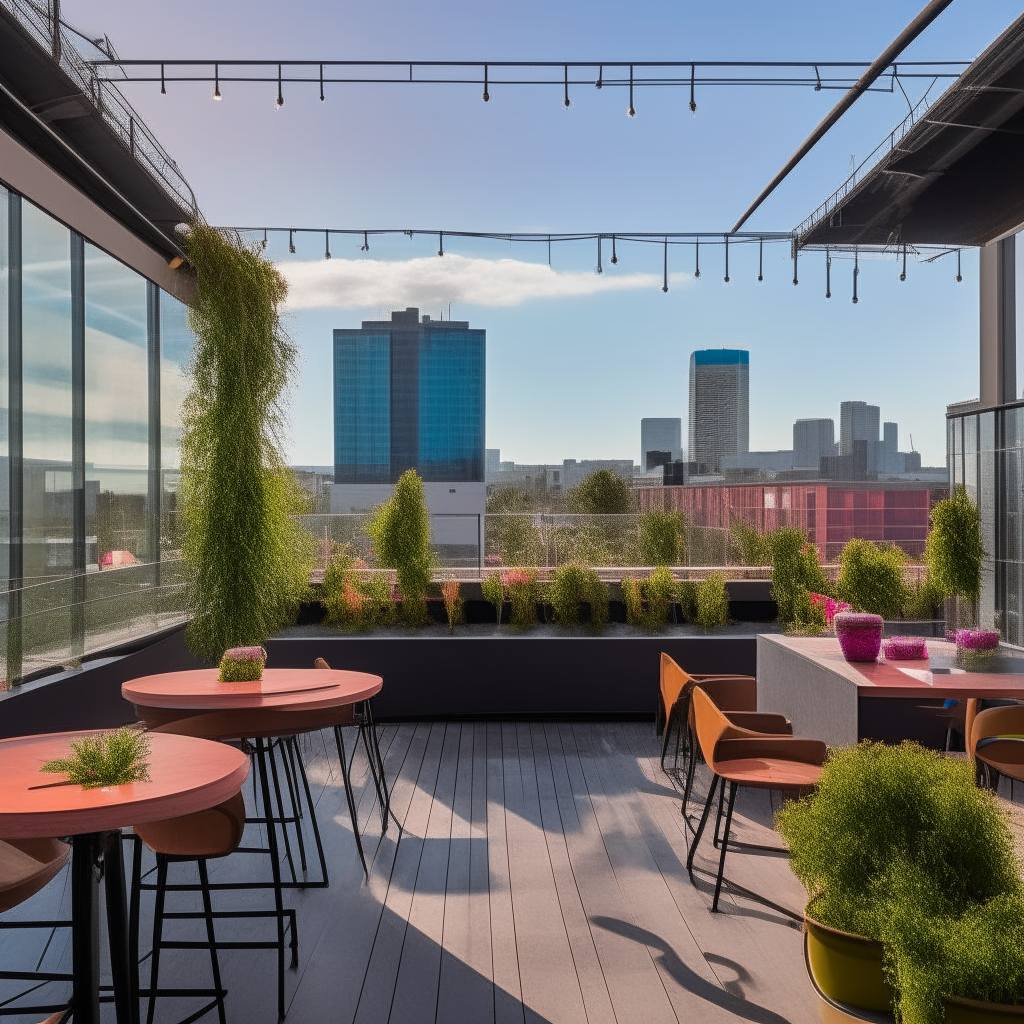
<box><xmin>288</xmin><ymin>229</ymin><xmax>295</xmax><ymax>254</ymax></box>
<box><xmin>627</xmin><ymin>66</ymin><xmax>635</xmax><ymax>117</ymax></box>
<box><xmin>482</xmin><ymin>64</ymin><xmax>489</xmax><ymax>102</ymax></box>
<box><xmin>689</xmin><ymin>63</ymin><xmax>697</xmax><ymax>113</ymax></box>
<box><xmin>852</xmin><ymin>248</ymin><xmax>859</xmax><ymax>303</ymax></box>
<box><xmin>723</xmin><ymin>233</ymin><xmax>730</xmax><ymax>283</ymax></box>
<box><xmin>324</xmin><ymin>230</ymin><xmax>331</xmax><ymax>259</ymax></box>
<box><xmin>360</xmin><ymin>230</ymin><xmax>369</xmax><ymax>252</ymax></box>
<box><xmin>900</xmin><ymin>244</ymin><xmax>907</xmax><ymax>281</ymax></box>
<box><xmin>438</xmin><ymin>231</ymin><xmax>444</xmax><ymax>257</ymax></box>
<box><xmin>758</xmin><ymin>236</ymin><xmax>764</xmax><ymax>282</ymax></box>
<box><xmin>596</xmin><ymin>235</ymin><xmax>603</xmax><ymax>274</ymax></box>
<box><xmin>596</xmin><ymin>65</ymin><xmax>603</xmax><ymax>89</ymax></box>
<box><xmin>662</xmin><ymin>237</ymin><xmax>669</xmax><ymax>293</ymax></box>
<box><xmin>319</xmin><ymin>63</ymin><xmax>324</xmax><ymax>102</ymax></box>
<box><xmin>563</xmin><ymin>65</ymin><xmax>570</xmax><ymax>108</ymax></box>
<box><xmin>610</xmin><ymin>235</ymin><xmax>618</xmax><ymax>264</ymax></box>
<box><xmin>261</xmin><ymin>229</ymin><xmax>268</xmax><ymax>251</ymax></box>
<box><xmin>213</xmin><ymin>63</ymin><xmax>221</xmax><ymax>100</ymax></box>
<box><xmin>694</xmin><ymin>237</ymin><xmax>700</xmax><ymax>279</ymax></box>
<box><xmin>956</xmin><ymin>249</ymin><xmax>962</xmax><ymax>283</ymax></box>
<box><xmin>825</xmin><ymin>248</ymin><xmax>832</xmax><ymax>298</ymax></box>
<box><xmin>160</xmin><ymin>63</ymin><xmax>166</xmax><ymax>95</ymax></box>
<box><xmin>792</xmin><ymin>242</ymin><xmax>798</xmax><ymax>286</ymax></box>
<box><xmin>275</xmin><ymin>64</ymin><xmax>284</xmax><ymax>109</ymax></box>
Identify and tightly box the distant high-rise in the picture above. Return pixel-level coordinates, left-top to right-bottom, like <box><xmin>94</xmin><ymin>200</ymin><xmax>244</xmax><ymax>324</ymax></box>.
<box><xmin>840</xmin><ymin>401</ymin><xmax>881</xmax><ymax>474</ymax></box>
<box><xmin>333</xmin><ymin>307</ymin><xmax>485</xmax><ymax>484</ymax></box>
<box><xmin>640</xmin><ymin>418</ymin><xmax>683</xmax><ymax>471</ymax></box>
<box><xmin>688</xmin><ymin>349</ymin><xmax>749</xmax><ymax>474</ymax></box>
<box><xmin>793</xmin><ymin>418</ymin><xmax>835</xmax><ymax>470</ymax></box>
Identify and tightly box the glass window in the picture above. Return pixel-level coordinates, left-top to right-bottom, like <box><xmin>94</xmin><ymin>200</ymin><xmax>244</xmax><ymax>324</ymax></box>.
<box><xmin>333</xmin><ymin>331</ymin><xmax>390</xmax><ymax>483</ymax></box>
<box><xmin>160</xmin><ymin>293</ymin><xmax>193</xmax><ymax>556</ymax></box>
<box><xmin>84</xmin><ymin>243</ymin><xmax>149</xmax><ymax>567</ymax></box>
<box><xmin>21</xmin><ymin>202</ymin><xmax>72</xmax><ymax>584</ymax></box>
<box><xmin>0</xmin><ymin>188</ymin><xmax>8</xmax><ymax>586</ymax></box>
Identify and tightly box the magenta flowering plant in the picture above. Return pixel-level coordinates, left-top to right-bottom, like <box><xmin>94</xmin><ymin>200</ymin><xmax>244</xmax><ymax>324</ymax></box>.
<box><xmin>955</xmin><ymin>629</ymin><xmax>999</xmax><ymax>652</ymax></box>
<box><xmin>808</xmin><ymin>593</ymin><xmax>851</xmax><ymax>629</ymax></box>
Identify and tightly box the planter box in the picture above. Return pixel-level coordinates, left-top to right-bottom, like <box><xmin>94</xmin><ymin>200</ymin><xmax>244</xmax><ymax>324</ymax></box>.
<box><xmin>266</xmin><ymin>624</ymin><xmax>763</xmax><ymax>718</ymax></box>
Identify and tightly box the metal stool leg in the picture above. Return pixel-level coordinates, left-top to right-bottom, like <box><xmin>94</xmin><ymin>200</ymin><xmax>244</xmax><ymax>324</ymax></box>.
<box><xmin>197</xmin><ymin>860</ymin><xmax>227</xmax><ymax>1024</ymax></box>
<box><xmin>712</xmin><ymin>781</ymin><xmax>738</xmax><ymax>912</ymax></box>
<box><xmin>686</xmin><ymin>774</ymin><xmax>720</xmax><ymax>880</ymax></box>
<box><xmin>334</xmin><ymin>725</ymin><xmax>368</xmax><ymax>878</ymax></box>
<box><xmin>145</xmin><ymin>858</ymin><xmax>167</xmax><ymax>1024</ymax></box>
<box><xmin>290</xmin><ymin>737</ymin><xmax>329</xmax><ymax>887</ymax></box>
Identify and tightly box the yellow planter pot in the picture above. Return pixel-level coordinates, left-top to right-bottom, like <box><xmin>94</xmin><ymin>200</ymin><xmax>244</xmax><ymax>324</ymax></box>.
<box><xmin>944</xmin><ymin>996</ymin><xmax>1024</xmax><ymax>1024</ymax></box>
<box><xmin>804</xmin><ymin>915</ymin><xmax>894</xmax><ymax>1015</ymax></box>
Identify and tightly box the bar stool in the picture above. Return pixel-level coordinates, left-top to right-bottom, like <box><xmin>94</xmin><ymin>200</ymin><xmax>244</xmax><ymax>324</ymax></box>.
<box><xmin>0</xmin><ymin>838</ymin><xmax>73</xmax><ymax>1020</ymax></box>
<box><xmin>971</xmin><ymin>703</ymin><xmax>1024</xmax><ymax>791</ymax></box>
<box><xmin>685</xmin><ymin>686</ymin><xmax>826</xmax><ymax>913</ymax></box>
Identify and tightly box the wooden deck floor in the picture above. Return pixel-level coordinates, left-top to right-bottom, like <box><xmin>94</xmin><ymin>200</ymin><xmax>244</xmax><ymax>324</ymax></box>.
<box><xmin>3</xmin><ymin>721</ymin><xmax>819</xmax><ymax>1024</ymax></box>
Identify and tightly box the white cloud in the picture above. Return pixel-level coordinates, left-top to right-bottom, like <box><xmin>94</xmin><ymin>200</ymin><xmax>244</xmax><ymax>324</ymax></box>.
<box><xmin>279</xmin><ymin>253</ymin><xmax>690</xmax><ymax>310</ymax></box>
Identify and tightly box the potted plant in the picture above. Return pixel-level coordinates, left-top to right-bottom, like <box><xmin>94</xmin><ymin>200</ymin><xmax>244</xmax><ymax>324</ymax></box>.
<box><xmin>777</xmin><ymin>742</ymin><xmax>1023</xmax><ymax>1023</ymax></box>
<box><xmin>548</xmin><ymin>562</ymin><xmax>609</xmax><ymax>632</ymax></box>
<box><xmin>926</xmin><ymin>487</ymin><xmax>984</xmax><ymax>632</ymax></box>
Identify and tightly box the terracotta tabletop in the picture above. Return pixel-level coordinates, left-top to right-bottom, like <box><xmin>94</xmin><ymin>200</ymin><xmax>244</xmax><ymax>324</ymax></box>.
<box><xmin>852</xmin><ymin>658</ymin><xmax>1024</xmax><ymax>700</ymax></box>
<box><xmin>122</xmin><ymin>667</ymin><xmax>383</xmax><ymax>710</ymax></box>
<box><xmin>0</xmin><ymin>730</ymin><xmax>249</xmax><ymax>839</ymax></box>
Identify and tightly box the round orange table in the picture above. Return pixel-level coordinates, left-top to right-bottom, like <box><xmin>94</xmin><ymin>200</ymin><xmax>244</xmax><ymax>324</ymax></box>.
<box><xmin>0</xmin><ymin>731</ymin><xmax>249</xmax><ymax>1024</ymax></box>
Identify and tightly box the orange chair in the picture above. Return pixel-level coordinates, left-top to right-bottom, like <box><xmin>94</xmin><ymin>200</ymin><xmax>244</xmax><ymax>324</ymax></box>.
<box><xmin>971</xmin><ymin>703</ymin><xmax>1024</xmax><ymax>791</ymax></box>
<box><xmin>0</xmin><ymin>839</ymin><xmax>73</xmax><ymax>1020</ymax></box>
<box><xmin>685</xmin><ymin>686</ymin><xmax>826</xmax><ymax>912</ymax></box>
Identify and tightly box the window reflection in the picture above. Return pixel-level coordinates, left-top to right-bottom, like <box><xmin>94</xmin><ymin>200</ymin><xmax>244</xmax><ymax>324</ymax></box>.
<box><xmin>84</xmin><ymin>242</ymin><xmax>148</xmax><ymax>568</ymax></box>
<box><xmin>160</xmin><ymin>294</ymin><xmax>192</xmax><ymax>556</ymax></box>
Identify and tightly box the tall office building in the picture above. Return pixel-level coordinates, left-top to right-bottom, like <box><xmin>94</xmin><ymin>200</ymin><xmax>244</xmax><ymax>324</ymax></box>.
<box><xmin>839</xmin><ymin>401</ymin><xmax>881</xmax><ymax>473</ymax></box>
<box><xmin>688</xmin><ymin>350</ymin><xmax>749</xmax><ymax>474</ymax></box>
<box><xmin>333</xmin><ymin>307</ymin><xmax>485</xmax><ymax>484</ymax></box>
<box><xmin>640</xmin><ymin>418</ymin><xmax>683</xmax><ymax>471</ymax></box>
<box><xmin>793</xmin><ymin>418</ymin><xmax>835</xmax><ymax>470</ymax></box>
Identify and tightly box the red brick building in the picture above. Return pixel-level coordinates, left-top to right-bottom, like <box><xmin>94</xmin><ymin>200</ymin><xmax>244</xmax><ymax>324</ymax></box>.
<box><xmin>635</xmin><ymin>481</ymin><xmax>946</xmax><ymax>561</ymax></box>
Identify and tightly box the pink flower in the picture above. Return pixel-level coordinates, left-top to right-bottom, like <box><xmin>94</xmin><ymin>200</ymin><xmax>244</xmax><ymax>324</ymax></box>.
<box><xmin>955</xmin><ymin>629</ymin><xmax>999</xmax><ymax>652</ymax></box>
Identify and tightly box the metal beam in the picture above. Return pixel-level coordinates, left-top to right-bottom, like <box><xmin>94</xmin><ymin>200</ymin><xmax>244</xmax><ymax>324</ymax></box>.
<box><xmin>731</xmin><ymin>0</ymin><xmax>956</xmax><ymax>233</ymax></box>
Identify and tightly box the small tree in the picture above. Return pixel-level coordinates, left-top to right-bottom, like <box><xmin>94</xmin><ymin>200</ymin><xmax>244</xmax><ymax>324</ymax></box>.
<box><xmin>637</xmin><ymin>510</ymin><xmax>687</xmax><ymax>566</ymax></box>
<box><xmin>836</xmin><ymin>538</ymin><xmax>910</xmax><ymax>620</ymax></box>
<box><xmin>926</xmin><ymin>487</ymin><xmax>983</xmax><ymax>609</ymax></box>
<box><xmin>570</xmin><ymin>470</ymin><xmax>634</xmax><ymax>514</ymax></box>
<box><xmin>367</xmin><ymin>469</ymin><xmax>433</xmax><ymax>625</ymax></box>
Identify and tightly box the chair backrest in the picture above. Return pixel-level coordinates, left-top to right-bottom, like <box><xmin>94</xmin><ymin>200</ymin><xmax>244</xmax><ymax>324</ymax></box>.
<box><xmin>695</xmin><ymin>675</ymin><xmax>756</xmax><ymax>713</ymax></box>
<box><xmin>660</xmin><ymin>653</ymin><xmax>694</xmax><ymax>716</ymax></box>
<box><xmin>0</xmin><ymin>838</ymin><xmax>70</xmax><ymax>914</ymax></box>
<box><xmin>691</xmin><ymin>686</ymin><xmax>741</xmax><ymax>774</ymax></box>
<box><xmin>135</xmin><ymin>792</ymin><xmax>246</xmax><ymax>859</ymax></box>
<box><xmin>971</xmin><ymin>703</ymin><xmax>1024</xmax><ymax>767</ymax></box>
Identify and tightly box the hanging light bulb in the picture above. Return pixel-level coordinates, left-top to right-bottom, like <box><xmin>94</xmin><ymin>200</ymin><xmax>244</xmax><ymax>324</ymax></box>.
<box><xmin>563</xmin><ymin>65</ymin><xmax>570</xmax><ymax>108</ymax></box>
<box><xmin>852</xmin><ymin>248</ymin><xmax>859</xmax><ymax>303</ymax></box>
<box><xmin>360</xmin><ymin>230</ymin><xmax>369</xmax><ymax>252</ymax></box>
<box><xmin>324</xmin><ymin>230</ymin><xmax>331</xmax><ymax>260</ymax></box>
<box><xmin>261</xmin><ymin>229</ymin><xmax>268</xmax><ymax>251</ymax></box>
<box><xmin>627</xmin><ymin>66</ymin><xmax>635</xmax><ymax>118</ymax></box>
<box><xmin>213</xmin><ymin>63</ymin><xmax>222</xmax><ymax>101</ymax></box>
<box><xmin>689</xmin><ymin>64</ymin><xmax>697</xmax><ymax>114</ymax></box>
<box><xmin>694</xmin><ymin>237</ymin><xmax>701</xmax><ymax>279</ymax></box>
<box><xmin>662</xmin><ymin>237</ymin><xmax>669</xmax><ymax>293</ymax></box>
<box><xmin>900</xmin><ymin>244</ymin><xmax>907</xmax><ymax>282</ymax></box>
<box><xmin>956</xmin><ymin>249</ymin><xmax>962</xmax><ymax>283</ymax></box>
<box><xmin>482</xmin><ymin>64</ymin><xmax>490</xmax><ymax>102</ymax></box>
<box><xmin>275</xmin><ymin>64</ymin><xmax>284</xmax><ymax>109</ymax></box>
<box><xmin>723</xmin><ymin>234</ymin><xmax>730</xmax><ymax>283</ymax></box>
<box><xmin>438</xmin><ymin>231</ymin><xmax>444</xmax><ymax>257</ymax></box>
<box><xmin>288</xmin><ymin>229</ymin><xmax>295</xmax><ymax>254</ymax></box>
<box><xmin>610</xmin><ymin>235</ymin><xmax>618</xmax><ymax>265</ymax></box>
<box><xmin>319</xmin><ymin>64</ymin><xmax>325</xmax><ymax>102</ymax></box>
<box><xmin>825</xmin><ymin>249</ymin><xmax>831</xmax><ymax>299</ymax></box>
<box><xmin>757</xmin><ymin>237</ymin><xmax>764</xmax><ymax>282</ymax></box>
<box><xmin>595</xmin><ymin>65</ymin><xmax>603</xmax><ymax>90</ymax></box>
<box><xmin>596</xmin><ymin>236</ymin><xmax>603</xmax><ymax>274</ymax></box>
<box><xmin>792</xmin><ymin>241</ymin><xmax>799</xmax><ymax>286</ymax></box>
<box><xmin>160</xmin><ymin>63</ymin><xmax>166</xmax><ymax>95</ymax></box>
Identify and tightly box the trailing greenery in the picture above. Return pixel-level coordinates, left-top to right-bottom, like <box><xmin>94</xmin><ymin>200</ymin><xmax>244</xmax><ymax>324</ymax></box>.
<box><xmin>548</xmin><ymin>562</ymin><xmax>609</xmax><ymax>631</ymax></box>
<box><xmin>836</xmin><ymin>538</ymin><xmax>910</xmax><ymax>619</ymax></box>
<box><xmin>41</xmin><ymin>727</ymin><xmax>151</xmax><ymax>789</ymax></box>
<box><xmin>695</xmin><ymin>572</ymin><xmax>729</xmax><ymax>629</ymax></box>
<box><xmin>505</xmin><ymin>569</ymin><xmax>540</xmax><ymax>630</ymax></box>
<box><xmin>637</xmin><ymin>510</ymin><xmax>687</xmax><ymax>566</ymax></box>
<box><xmin>441</xmin><ymin>579</ymin><xmax>465</xmax><ymax>631</ymax></box>
<box><xmin>367</xmin><ymin>469</ymin><xmax>433</xmax><ymax>626</ymax></box>
<box><xmin>926</xmin><ymin>487</ymin><xmax>984</xmax><ymax>604</ymax></box>
<box><xmin>179</xmin><ymin>224</ymin><xmax>312</xmax><ymax>663</ymax></box>
<box><xmin>568</xmin><ymin>469</ymin><xmax>634</xmax><ymax>514</ymax></box>
<box><xmin>777</xmin><ymin>742</ymin><xmax>1023</xmax><ymax>1024</ymax></box>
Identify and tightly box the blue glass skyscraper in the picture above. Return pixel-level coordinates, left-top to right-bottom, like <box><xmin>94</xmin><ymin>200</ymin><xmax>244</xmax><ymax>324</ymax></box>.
<box><xmin>333</xmin><ymin>308</ymin><xmax>485</xmax><ymax>484</ymax></box>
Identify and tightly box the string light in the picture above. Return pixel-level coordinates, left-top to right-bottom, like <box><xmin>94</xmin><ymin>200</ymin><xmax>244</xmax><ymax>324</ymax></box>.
<box><xmin>596</xmin><ymin>235</ymin><xmax>603</xmax><ymax>274</ymax></box>
<box><xmin>288</xmin><ymin>229</ymin><xmax>295</xmax><ymax>254</ymax></box>
<box><xmin>213</xmin><ymin>63</ymin><xmax>221</xmax><ymax>101</ymax></box>
<box><xmin>852</xmin><ymin>248</ymin><xmax>859</xmax><ymax>304</ymax></box>
<box><xmin>324</xmin><ymin>230</ymin><xmax>331</xmax><ymax>259</ymax></box>
<box><xmin>610</xmin><ymin>235</ymin><xmax>618</xmax><ymax>265</ymax></box>
<box><xmin>627</xmin><ymin>66</ymin><xmax>635</xmax><ymax>118</ymax></box>
<box><xmin>662</xmin><ymin>237</ymin><xmax>669</xmax><ymax>293</ymax></box>
<box><xmin>757</xmin><ymin>236</ymin><xmax>763</xmax><ymax>282</ymax></box>
<box><xmin>825</xmin><ymin>248</ymin><xmax>831</xmax><ymax>298</ymax></box>
<box><xmin>275</xmin><ymin>64</ymin><xmax>284</xmax><ymax>109</ymax></box>
<box><xmin>723</xmin><ymin>233</ymin><xmax>730</xmax><ymax>283</ymax></box>
<box><xmin>482</xmin><ymin>64</ymin><xmax>489</xmax><ymax>102</ymax></box>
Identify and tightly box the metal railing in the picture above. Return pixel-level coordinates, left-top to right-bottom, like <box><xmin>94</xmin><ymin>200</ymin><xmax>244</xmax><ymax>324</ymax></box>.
<box><xmin>0</xmin><ymin>0</ymin><xmax>199</xmax><ymax>220</ymax></box>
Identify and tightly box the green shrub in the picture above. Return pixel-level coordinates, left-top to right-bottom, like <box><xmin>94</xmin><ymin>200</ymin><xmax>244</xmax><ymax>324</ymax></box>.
<box><xmin>732</xmin><ymin>520</ymin><xmax>771</xmax><ymax>566</ymax></box>
<box><xmin>621</xmin><ymin>576</ymin><xmax>643</xmax><ymax>626</ymax></box>
<box><xmin>548</xmin><ymin>562</ymin><xmax>609</xmax><ymax>631</ymax></box>
<box><xmin>321</xmin><ymin>555</ymin><xmax>395</xmax><ymax>631</ymax></box>
<box><xmin>765</xmin><ymin>528</ymin><xmax>829</xmax><ymax>625</ymax></box>
<box><xmin>41</xmin><ymin>727</ymin><xmax>151</xmax><ymax>789</ymax></box>
<box><xmin>368</xmin><ymin>469</ymin><xmax>433</xmax><ymax>626</ymax></box>
<box><xmin>637</xmin><ymin>511</ymin><xmax>687</xmax><ymax>566</ymax></box>
<box><xmin>180</xmin><ymin>224</ymin><xmax>312</xmax><ymax>663</ymax></box>
<box><xmin>695</xmin><ymin>572</ymin><xmax>729</xmax><ymax>629</ymax></box>
<box><xmin>569</xmin><ymin>469</ymin><xmax>633</xmax><ymax>514</ymax></box>
<box><xmin>905</xmin><ymin>574</ymin><xmax>944</xmax><ymax>621</ymax></box>
<box><xmin>504</xmin><ymin>569</ymin><xmax>539</xmax><ymax>630</ymax></box>
<box><xmin>441</xmin><ymin>579</ymin><xmax>465</xmax><ymax>632</ymax></box>
<box><xmin>676</xmin><ymin>579</ymin><xmax>698</xmax><ymax>622</ymax></box>
<box><xmin>926</xmin><ymin>487</ymin><xmax>984</xmax><ymax>604</ymax></box>
<box><xmin>836</xmin><ymin>538</ymin><xmax>910</xmax><ymax>619</ymax></box>
<box><xmin>481</xmin><ymin>572</ymin><xmax>504</xmax><ymax>624</ymax></box>
<box><xmin>621</xmin><ymin>565</ymin><xmax>678</xmax><ymax>629</ymax></box>
<box><xmin>777</xmin><ymin>742</ymin><xmax>1022</xmax><ymax>1024</ymax></box>
<box><xmin>786</xmin><ymin>589</ymin><xmax>827</xmax><ymax>636</ymax></box>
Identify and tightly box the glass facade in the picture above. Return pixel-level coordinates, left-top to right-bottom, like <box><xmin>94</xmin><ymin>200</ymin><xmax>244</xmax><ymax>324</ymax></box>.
<box><xmin>333</xmin><ymin>310</ymin><xmax>485</xmax><ymax>484</ymax></box>
<box><xmin>0</xmin><ymin>186</ymin><xmax>193</xmax><ymax>686</ymax></box>
<box><xmin>161</xmin><ymin>293</ymin><xmax>192</xmax><ymax>555</ymax></box>
<box><xmin>948</xmin><ymin>404</ymin><xmax>1024</xmax><ymax>647</ymax></box>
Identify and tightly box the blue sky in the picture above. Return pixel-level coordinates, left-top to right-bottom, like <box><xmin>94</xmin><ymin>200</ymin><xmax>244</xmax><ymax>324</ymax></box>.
<box><xmin>66</xmin><ymin>0</ymin><xmax>1024</xmax><ymax>468</ymax></box>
